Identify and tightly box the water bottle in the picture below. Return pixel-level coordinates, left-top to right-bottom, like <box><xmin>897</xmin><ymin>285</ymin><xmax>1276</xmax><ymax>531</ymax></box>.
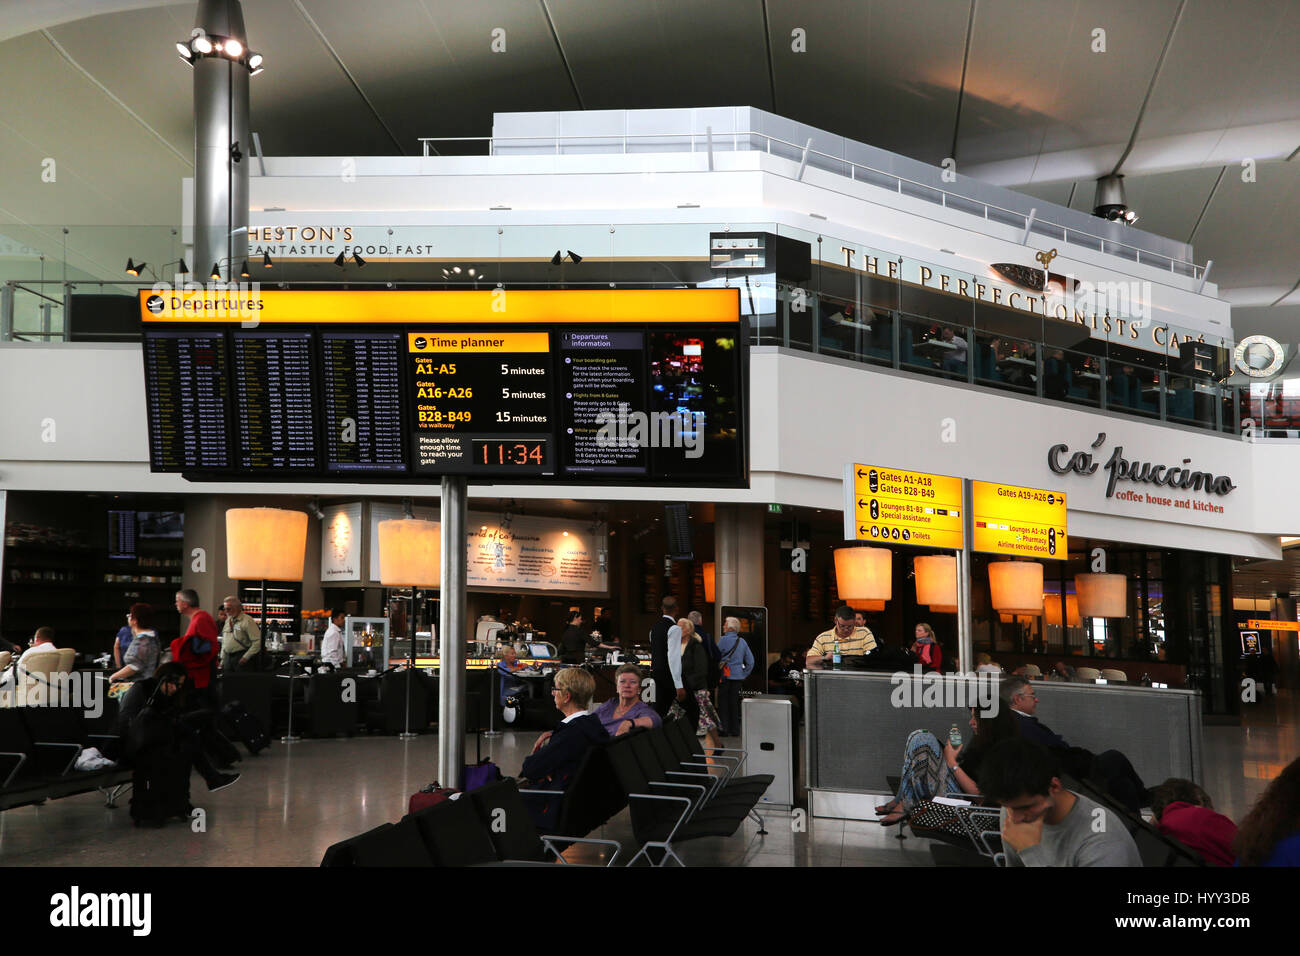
<box><xmin>832</xmin><ymin>640</ymin><xmax>842</xmax><ymax>669</ymax></box>
<box><xmin>949</xmin><ymin>724</ymin><xmax>962</xmax><ymax>748</ymax></box>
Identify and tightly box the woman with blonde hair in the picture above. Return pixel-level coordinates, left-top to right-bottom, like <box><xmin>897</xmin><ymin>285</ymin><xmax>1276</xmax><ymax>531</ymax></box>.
<box><xmin>670</xmin><ymin>618</ymin><xmax>722</xmax><ymax>754</ymax></box>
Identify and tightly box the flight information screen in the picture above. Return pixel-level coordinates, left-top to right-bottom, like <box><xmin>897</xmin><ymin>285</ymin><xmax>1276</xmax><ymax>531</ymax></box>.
<box><xmin>138</xmin><ymin>289</ymin><xmax>746</xmax><ymax>487</ymax></box>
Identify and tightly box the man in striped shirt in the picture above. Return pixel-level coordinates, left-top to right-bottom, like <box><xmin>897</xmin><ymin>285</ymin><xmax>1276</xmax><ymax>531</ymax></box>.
<box><xmin>806</xmin><ymin>605</ymin><xmax>876</xmax><ymax>669</ymax></box>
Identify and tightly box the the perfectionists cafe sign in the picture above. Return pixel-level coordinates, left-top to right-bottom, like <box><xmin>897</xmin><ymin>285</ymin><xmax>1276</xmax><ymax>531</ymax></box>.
<box><xmin>1047</xmin><ymin>432</ymin><xmax>1235</xmax><ymax>514</ymax></box>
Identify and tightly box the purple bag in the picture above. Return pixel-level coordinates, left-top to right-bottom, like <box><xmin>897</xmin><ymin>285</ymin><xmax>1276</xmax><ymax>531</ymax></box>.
<box><xmin>461</xmin><ymin>758</ymin><xmax>501</xmax><ymax>793</ymax></box>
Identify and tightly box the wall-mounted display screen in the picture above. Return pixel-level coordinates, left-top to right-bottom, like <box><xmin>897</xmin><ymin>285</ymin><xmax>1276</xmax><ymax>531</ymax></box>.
<box><xmin>138</xmin><ymin>289</ymin><xmax>746</xmax><ymax>487</ymax></box>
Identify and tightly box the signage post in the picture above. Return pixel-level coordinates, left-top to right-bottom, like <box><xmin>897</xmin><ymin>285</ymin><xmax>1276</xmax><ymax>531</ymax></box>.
<box><xmin>438</xmin><ymin>475</ymin><xmax>468</xmax><ymax>787</ymax></box>
<box><xmin>958</xmin><ymin>480</ymin><xmax>974</xmax><ymax>674</ymax></box>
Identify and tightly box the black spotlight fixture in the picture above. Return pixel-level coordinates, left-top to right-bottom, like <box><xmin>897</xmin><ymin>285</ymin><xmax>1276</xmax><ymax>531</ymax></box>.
<box><xmin>567</xmin><ymin>250</ymin><xmax>582</xmax><ymax>264</ymax></box>
<box><xmin>352</xmin><ymin>252</ymin><xmax>366</xmax><ymax>268</ymax></box>
<box><xmin>551</xmin><ymin>250</ymin><xmax>563</xmax><ymax>266</ymax></box>
<box><xmin>333</xmin><ymin>251</ymin><xmax>347</xmax><ymax>268</ymax></box>
<box><xmin>124</xmin><ymin>258</ymin><xmax>143</xmax><ymax>277</ymax></box>
<box><xmin>209</xmin><ymin>262</ymin><xmax>222</xmax><ymax>280</ymax></box>
<box><xmin>176</xmin><ymin>31</ymin><xmax>264</xmax><ymax>75</ymax></box>
<box><xmin>176</xmin><ymin>257</ymin><xmax>188</xmax><ymax>275</ymax></box>
<box><xmin>261</xmin><ymin>253</ymin><xmax>273</xmax><ymax>268</ymax></box>
<box><xmin>1093</xmin><ymin>174</ymin><xmax>1139</xmax><ymax>225</ymax></box>
<box><xmin>239</xmin><ymin>260</ymin><xmax>251</xmax><ymax>278</ymax></box>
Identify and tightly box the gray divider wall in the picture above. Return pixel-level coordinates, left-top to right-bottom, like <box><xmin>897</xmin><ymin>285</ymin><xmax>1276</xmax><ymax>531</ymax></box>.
<box><xmin>805</xmin><ymin>671</ymin><xmax>1202</xmax><ymax>795</ymax></box>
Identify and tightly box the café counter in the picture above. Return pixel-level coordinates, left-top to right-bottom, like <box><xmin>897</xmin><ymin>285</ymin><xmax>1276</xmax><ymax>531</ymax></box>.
<box><xmin>803</xmin><ymin>669</ymin><xmax>1203</xmax><ymax>821</ymax></box>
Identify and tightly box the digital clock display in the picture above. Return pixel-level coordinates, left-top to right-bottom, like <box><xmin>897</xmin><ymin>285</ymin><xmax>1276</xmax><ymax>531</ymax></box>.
<box><xmin>471</xmin><ymin>439</ymin><xmax>549</xmax><ymax>469</ymax></box>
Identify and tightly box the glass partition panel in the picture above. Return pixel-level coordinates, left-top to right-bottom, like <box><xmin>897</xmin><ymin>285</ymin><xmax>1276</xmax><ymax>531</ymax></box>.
<box><xmin>901</xmin><ymin>314</ymin><xmax>971</xmax><ymax>382</ymax></box>
<box><xmin>972</xmin><ymin>332</ymin><xmax>1036</xmax><ymax>394</ymax></box>
<box><xmin>1044</xmin><ymin>347</ymin><xmax>1102</xmax><ymax>407</ymax></box>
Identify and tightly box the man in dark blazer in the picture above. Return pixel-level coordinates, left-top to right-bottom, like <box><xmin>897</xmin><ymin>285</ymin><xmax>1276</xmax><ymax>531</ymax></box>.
<box><xmin>1005</xmin><ymin>676</ymin><xmax>1070</xmax><ymax>749</ymax></box>
<box><xmin>519</xmin><ymin>667</ymin><xmax>608</xmax><ymax>828</ymax></box>
<box><xmin>649</xmin><ymin>595</ymin><xmax>683</xmax><ymax>719</ymax></box>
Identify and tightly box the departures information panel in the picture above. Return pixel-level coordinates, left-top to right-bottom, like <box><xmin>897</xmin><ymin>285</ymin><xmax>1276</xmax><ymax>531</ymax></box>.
<box><xmin>138</xmin><ymin>289</ymin><xmax>746</xmax><ymax>487</ymax></box>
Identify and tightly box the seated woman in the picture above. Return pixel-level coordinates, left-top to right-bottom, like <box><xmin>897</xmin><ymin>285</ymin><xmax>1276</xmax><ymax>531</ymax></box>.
<box><xmin>109</xmin><ymin>602</ymin><xmax>160</xmax><ymax>691</ymax></box>
<box><xmin>875</xmin><ymin>706</ymin><xmax>1016</xmax><ymax>827</ymax></box>
<box><xmin>593</xmin><ymin>664</ymin><xmax>660</xmax><ymax>736</ymax></box>
<box><xmin>519</xmin><ymin>667</ymin><xmax>609</xmax><ymax>829</ymax></box>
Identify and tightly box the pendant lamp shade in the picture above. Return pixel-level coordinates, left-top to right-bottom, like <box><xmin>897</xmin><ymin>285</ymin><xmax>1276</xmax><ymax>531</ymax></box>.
<box><xmin>377</xmin><ymin>519</ymin><xmax>441</xmax><ymax>587</ymax></box>
<box><xmin>1076</xmin><ymin>573</ymin><xmax>1127</xmax><ymax>618</ymax></box>
<box><xmin>703</xmin><ymin>562</ymin><xmax>715</xmax><ymax>603</ymax></box>
<box><xmin>914</xmin><ymin>555</ymin><xmax>957</xmax><ymax>611</ymax></box>
<box><xmin>225</xmin><ymin>508</ymin><xmax>307</xmax><ymax>581</ymax></box>
<box><xmin>859</xmin><ymin>599</ymin><xmax>886</xmax><ymax>612</ymax></box>
<box><xmin>1043</xmin><ymin>593</ymin><xmax>1081</xmax><ymax>627</ymax></box>
<box><xmin>833</xmin><ymin>547</ymin><xmax>892</xmax><ymax>608</ymax></box>
<box><xmin>988</xmin><ymin>561</ymin><xmax>1044</xmax><ymax>615</ymax></box>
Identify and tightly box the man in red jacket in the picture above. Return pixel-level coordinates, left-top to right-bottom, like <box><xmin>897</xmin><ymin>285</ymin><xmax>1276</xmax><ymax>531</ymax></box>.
<box><xmin>173</xmin><ymin>589</ymin><xmax>219</xmax><ymax>706</ymax></box>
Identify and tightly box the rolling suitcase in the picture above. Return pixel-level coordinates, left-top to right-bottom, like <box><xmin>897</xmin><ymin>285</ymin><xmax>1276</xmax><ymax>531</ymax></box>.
<box><xmin>130</xmin><ymin>747</ymin><xmax>192</xmax><ymax>827</ymax></box>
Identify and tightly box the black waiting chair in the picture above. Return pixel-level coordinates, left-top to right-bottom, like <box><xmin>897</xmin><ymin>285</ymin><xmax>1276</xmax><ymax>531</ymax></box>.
<box><xmin>468</xmin><ymin>778</ymin><xmax>622</xmax><ymax>865</ymax></box>
<box><xmin>320</xmin><ymin>823</ymin><xmax>395</xmax><ymax>867</ymax></box>
<box><xmin>350</xmin><ymin>817</ymin><xmax>436</xmax><ymax>867</ymax></box>
<box><xmin>407</xmin><ymin>796</ymin><xmax>499</xmax><ymax>866</ymax></box>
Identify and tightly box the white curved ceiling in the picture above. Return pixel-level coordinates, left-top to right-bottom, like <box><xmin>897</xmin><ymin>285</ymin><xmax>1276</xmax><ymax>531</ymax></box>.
<box><xmin>1</xmin><ymin>0</ymin><xmax>1297</xmax><ymax>335</ymax></box>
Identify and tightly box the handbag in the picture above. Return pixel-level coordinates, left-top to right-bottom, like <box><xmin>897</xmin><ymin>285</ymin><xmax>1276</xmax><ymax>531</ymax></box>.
<box><xmin>720</xmin><ymin>637</ymin><xmax>744</xmax><ymax>679</ymax></box>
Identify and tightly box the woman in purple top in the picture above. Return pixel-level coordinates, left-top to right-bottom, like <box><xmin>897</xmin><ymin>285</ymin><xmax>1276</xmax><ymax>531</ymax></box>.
<box><xmin>593</xmin><ymin>664</ymin><xmax>661</xmax><ymax>736</ymax></box>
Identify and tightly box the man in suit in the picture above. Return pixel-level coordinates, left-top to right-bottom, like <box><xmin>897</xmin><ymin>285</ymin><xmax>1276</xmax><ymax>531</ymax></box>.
<box><xmin>649</xmin><ymin>595</ymin><xmax>684</xmax><ymax>719</ymax></box>
<box><xmin>1005</xmin><ymin>676</ymin><xmax>1069</xmax><ymax>749</ymax></box>
<box><xmin>1004</xmin><ymin>675</ymin><xmax>1146</xmax><ymax>813</ymax></box>
<box><xmin>519</xmin><ymin>667</ymin><xmax>608</xmax><ymax>829</ymax></box>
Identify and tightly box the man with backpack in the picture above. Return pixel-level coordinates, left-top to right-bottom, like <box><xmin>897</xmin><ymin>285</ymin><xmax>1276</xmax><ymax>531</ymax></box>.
<box><xmin>715</xmin><ymin>616</ymin><xmax>754</xmax><ymax>738</ymax></box>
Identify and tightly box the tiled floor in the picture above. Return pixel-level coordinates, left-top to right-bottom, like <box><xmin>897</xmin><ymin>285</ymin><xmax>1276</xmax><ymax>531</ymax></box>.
<box><xmin>2</xmin><ymin>693</ymin><xmax>1293</xmax><ymax>866</ymax></box>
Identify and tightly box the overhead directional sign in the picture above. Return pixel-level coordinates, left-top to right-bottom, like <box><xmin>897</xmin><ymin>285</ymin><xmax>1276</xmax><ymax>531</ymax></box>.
<box><xmin>971</xmin><ymin>480</ymin><xmax>1068</xmax><ymax>559</ymax></box>
<box><xmin>843</xmin><ymin>463</ymin><xmax>964</xmax><ymax>549</ymax></box>
<box><xmin>1246</xmin><ymin>619</ymin><xmax>1300</xmax><ymax>632</ymax></box>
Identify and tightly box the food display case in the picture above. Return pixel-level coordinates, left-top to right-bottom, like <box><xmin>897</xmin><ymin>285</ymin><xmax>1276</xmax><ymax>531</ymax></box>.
<box><xmin>344</xmin><ymin>616</ymin><xmax>390</xmax><ymax>670</ymax></box>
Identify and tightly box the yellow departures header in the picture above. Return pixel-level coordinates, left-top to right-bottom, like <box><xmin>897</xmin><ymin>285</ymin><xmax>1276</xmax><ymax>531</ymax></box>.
<box><xmin>139</xmin><ymin>288</ymin><xmax>740</xmax><ymax>324</ymax></box>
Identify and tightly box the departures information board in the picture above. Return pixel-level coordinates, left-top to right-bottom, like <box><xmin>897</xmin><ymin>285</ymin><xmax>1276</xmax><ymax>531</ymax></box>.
<box><xmin>138</xmin><ymin>289</ymin><xmax>746</xmax><ymax>487</ymax></box>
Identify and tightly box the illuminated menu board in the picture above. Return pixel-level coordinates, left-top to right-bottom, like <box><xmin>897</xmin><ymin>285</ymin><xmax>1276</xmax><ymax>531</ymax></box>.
<box><xmin>137</xmin><ymin>289</ymin><xmax>745</xmax><ymax>486</ymax></box>
<box><xmin>842</xmin><ymin>463</ymin><xmax>964</xmax><ymax>548</ymax></box>
<box><xmin>971</xmin><ymin>480</ymin><xmax>1068</xmax><ymax>559</ymax></box>
<box><xmin>141</xmin><ymin>329</ymin><xmax>232</xmax><ymax>471</ymax></box>
<box><xmin>232</xmin><ymin>330</ymin><xmax>317</xmax><ymax>471</ymax></box>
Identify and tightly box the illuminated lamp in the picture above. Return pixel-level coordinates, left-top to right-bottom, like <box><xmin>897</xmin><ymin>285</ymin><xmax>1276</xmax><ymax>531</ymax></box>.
<box><xmin>249</xmin><ymin>53</ymin><xmax>263</xmax><ymax>69</ymax></box>
<box><xmin>377</xmin><ymin>519</ymin><xmax>441</xmax><ymax>587</ymax></box>
<box><xmin>833</xmin><ymin>547</ymin><xmax>892</xmax><ymax>609</ymax></box>
<box><xmin>1043</xmin><ymin>593</ymin><xmax>1081</xmax><ymax>627</ymax></box>
<box><xmin>1076</xmin><ymin>573</ymin><xmax>1127</xmax><ymax>618</ymax></box>
<box><xmin>914</xmin><ymin>555</ymin><xmax>957</xmax><ymax>611</ymax></box>
<box><xmin>209</xmin><ymin>262</ymin><xmax>221</xmax><ymax>280</ymax></box>
<box><xmin>192</xmin><ymin>35</ymin><xmax>213</xmax><ymax>54</ymax></box>
<box><xmin>988</xmin><ymin>561</ymin><xmax>1043</xmax><ymax>616</ymax></box>
<box><xmin>703</xmin><ymin>562</ymin><xmax>715</xmax><ymax>603</ymax></box>
<box><xmin>224</xmin><ymin>38</ymin><xmax>243</xmax><ymax>58</ymax></box>
<box><xmin>225</xmin><ymin>508</ymin><xmax>307</xmax><ymax>582</ymax></box>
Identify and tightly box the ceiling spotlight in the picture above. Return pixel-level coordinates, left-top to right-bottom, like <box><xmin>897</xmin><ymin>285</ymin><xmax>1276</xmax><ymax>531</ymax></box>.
<box><xmin>334</xmin><ymin>251</ymin><xmax>346</xmax><ymax>267</ymax></box>
<box><xmin>225</xmin><ymin>38</ymin><xmax>243</xmax><ymax>58</ymax></box>
<box><xmin>192</xmin><ymin>35</ymin><xmax>213</xmax><ymax>54</ymax></box>
<box><xmin>262</xmin><ymin>252</ymin><xmax>273</xmax><ymax>268</ymax></box>
<box><xmin>467</xmin><ymin>268</ymin><xmax>476</xmax><ymax>276</ymax></box>
<box><xmin>209</xmin><ymin>262</ymin><xmax>221</xmax><ymax>280</ymax></box>
<box><xmin>176</xmin><ymin>42</ymin><xmax>192</xmax><ymax>59</ymax></box>
<box><xmin>249</xmin><ymin>53</ymin><xmax>263</xmax><ymax>69</ymax></box>
<box><xmin>567</xmin><ymin>250</ymin><xmax>582</xmax><ymax>264</ymax></box>
<box><xmin>176</xmin><ymin>257</ymin><xmax>188</xmax><ymax>274</ymax></box>
<box><xmin>551</xmin><ymin>251</ymin><xmax>563</xmax><ymax>266</ymax></box>
<box><xmin>452</xmin><ymin>266</ymin><xmax>462</xmax><ymax>274</ymax></box>
<box><xmin>1093</xmin><ymin>173</ymin><xmax>1138</xmax><ymax>226</ymax></box>
<box><xmin>441</xmin><ymin>268</ymin><xmax>450</xmax><ymax>277</ymax></box>
<box><xmin>250</xmin><ymin>67</ymin><xmax>264</xmax><ymax>76</ymax></box>
<box><xmin>124</xmin><ymin>258</ymin><xmax>142</xmax><ymax>276</ymax></box>
<box><xmin>239</xmin><ymin>260</ymin><xmax>251</xmax><ymax>278</ymax></box>
<box><xmin>352</xmin><ymin>252</ymin><xmax>366</xmax><ymax>268</ymax></box>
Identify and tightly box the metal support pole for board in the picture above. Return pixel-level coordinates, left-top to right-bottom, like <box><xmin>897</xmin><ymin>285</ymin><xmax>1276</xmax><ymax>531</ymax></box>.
<box><xmin>957</xmin><ymin>480</ymin><xmax>975</xmax><ymax>673</ymax></box>
<box><xmin>438</xmin><ymin>476</ymin><xmax>468</xmax><ymax>787</ymax></box>
<box><xmin>483</xmin><ymin>655</ymin><xmax>502</xmax><ymax>739</ymax></box>
<box><xmin>398</xmin><ymin>590</ymin><xmax>418</xmax><ymax>739</ymax></box>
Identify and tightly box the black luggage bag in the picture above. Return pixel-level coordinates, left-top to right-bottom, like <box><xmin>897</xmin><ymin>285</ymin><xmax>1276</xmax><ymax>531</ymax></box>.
<box><xmin>129</xmin><ymin>746</ymin><xmax>192</xmax><ymax>826</ymax></box>
<box><xmin>219</xmin><ymin>701</ymin><xmax>271</xmax><ymax>755</ymax></box>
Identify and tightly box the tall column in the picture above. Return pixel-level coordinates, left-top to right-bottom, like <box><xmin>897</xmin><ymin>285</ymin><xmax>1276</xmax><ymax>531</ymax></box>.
<box><xmin>713</xmin><ymin>504</ymin><xmax>766</xmax><ymax>636</ymax></box>
<box><xmin>193</xmin><ymin>0</ymin><xmax>250</xmax><ymax>280</ymax></box>
<box><xmin>438</xmin><ymin>477</ymin><xmax>468</xmax><ymax>786</ymax></box>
